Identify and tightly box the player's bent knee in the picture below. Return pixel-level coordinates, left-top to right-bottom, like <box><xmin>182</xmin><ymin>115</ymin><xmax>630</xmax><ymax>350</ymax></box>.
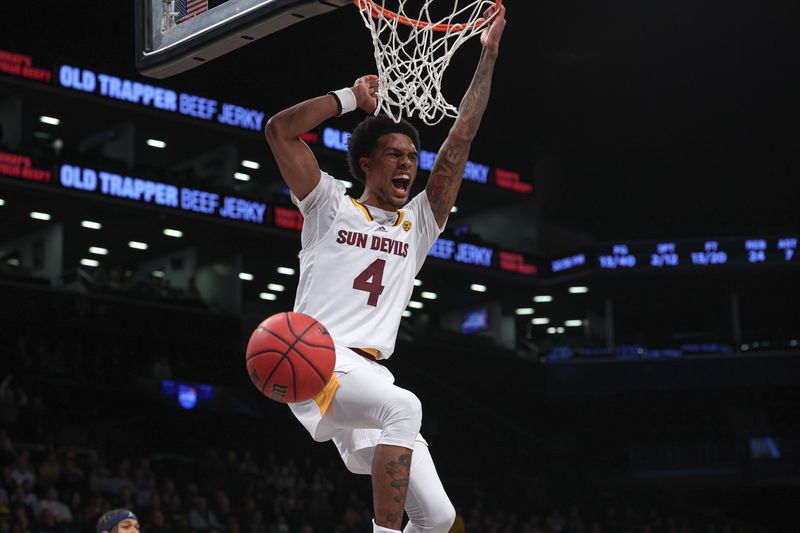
<box><xmin>430</xmin><ymin>500</ymin><xmax>456</xmax><ymax>532</ymax></box>
<box><xmin>380</xmin><ymin>389</ymin><xmax>423</xmax><ymax>447</ymax></box>
<box><xmin>392</xmin><ymin>389</ymin><xmax>423</xmax><ymax>429</ymax></box>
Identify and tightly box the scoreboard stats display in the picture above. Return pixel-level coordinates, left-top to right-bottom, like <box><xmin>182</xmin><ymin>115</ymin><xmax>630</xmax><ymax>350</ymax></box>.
<box><xmin>596</xmin><ymin>238</ymin><xmax>798</xmax><ymax>271</ymax></box>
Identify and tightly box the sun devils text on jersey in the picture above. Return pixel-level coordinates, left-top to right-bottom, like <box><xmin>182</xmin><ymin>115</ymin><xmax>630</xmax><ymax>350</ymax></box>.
<box><xmin>292</xmin><ymin>172</ymin><xmax>444</xmax><ymax>366</ymax></box>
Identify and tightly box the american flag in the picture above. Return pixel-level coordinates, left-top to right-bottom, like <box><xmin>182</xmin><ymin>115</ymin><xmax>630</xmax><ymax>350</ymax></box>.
<box><xmin>176</xmin><ymin>0</ymin><xmax>209</xmax><ymax>23</ymax></box>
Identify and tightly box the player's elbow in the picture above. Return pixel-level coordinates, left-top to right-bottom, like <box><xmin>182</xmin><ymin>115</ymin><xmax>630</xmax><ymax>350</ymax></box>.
<box><xmin>448</xmin><ymin>123</ymin><xmax>476</xmax><ymax>146</ymax></box>
<box><xmin>264</xmin><ymin>115</ymin><xmax>283</xmax><ymax>146</ymax></box>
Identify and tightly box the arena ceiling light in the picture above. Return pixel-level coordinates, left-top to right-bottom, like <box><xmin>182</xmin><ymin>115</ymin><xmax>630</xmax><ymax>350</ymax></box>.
<box><xmin>259</xmin><ymin>292</ymin><xmax>277</xmax><ymax>301</ymax></box>
<box><xmin>546</xmin><ymin>327</ymin><xmax>557</xmax><ymax>334</ymax></box>
<box><xmin>565</xmin><ymin>319</ymin><xmax>583</xmax><ymax>327</ymax></box>
<box><xmin>81</xmin><ymin>220</ymin><xmax>102</xmax><ymax>230</ymax></box>
<box><xmin>276</xmin><ymin>267</ymin><xmax>295</xmax><ymax>276</ymax></box>
<box><xmin>340</xmin><ymin>180</ymin><xmax>353</xmax><ymax>189</ymax></box>
<box><xmin>39</xmin><ymin>115</ymin><xmax>60</xmax><ymax>126</ymax></box>
<box><xmin>80</xmin><ymin>258</ymin><xmax>100</xmax><ymax>267</ymax></box>
<box><xmin>402</xmin><ymin>310</ymin><xmax>412</xmax><ymax>318</ymax></box>
<box><xmin>531</xmin><ymin>317</ymin><xmax>550</xmax><ymax>325</ymax></box>
<box><xmin>241</xmin><ymin>159</ymin><xmax>260</xmax><ymax>170</ymax></box>
<box><xmin>146</xmin><ymin>138</ymin><xmax>167</xmax><ymax>149</ymax></box>
<box><xmin>234</xmin><ymin>172</ymin><xmax>251</xmax><ymax>182</ymax></box>
<box><xmin>89</xmin><ymin>246</ymin><xmax>108</xmax><ymax>256</ymax></box>
<box><xmin>128</xmin><ymin>241</ymin><xmax>148</xmax><ymax>250</ymax></box>
<box><xmin>0</xmin><ymin>198</ymin><xmax>5</xmax><ymax>206</ymax></box>
<box><xmin>408</xmin><ymin>300</ymin><xmax>424</xmax><ymax>309</ymax></box>
<box><xmin>515</xmin><ymin>308</ymin><xmax>534</xmax><ymax>315</ymax></box>
<box><xmin>533</xmin><ymin>295</ymin><xmax>553</xmax><ymax>303</ymax></box>
<box><xmin>30</xmin><ymin>211</ymin><xmax>51</xmax><ymax>221</ymax></box>
<box><xmin>6</xmin><ymin>258</ymin><xmax>20</xmax><ymax>266</ymax></box>
<box><xmin>450</xmin><ymin>205</ymin><xmax>458</xmax><ymax>213</ymax></box>
<box><xmin>414</xmin><ymin>279</ymin><xmax>422</xmax><ymax>286</ymax></box>
<box><xmin>267</xmin><ymin>283</ymin><xmax>285</xmax><ymax>292</ymax></box>
<box><xmin>420</xmin><ymin>291</ymin><xmax>437</xmax><ymax>300</ymax></box>
<box><xmin>152</xmin><ymin>270</ymin><xmax>165</xmax><ymax>278</ymax></box>
<box><xmin>239</xmin><ymin>272</ymin><xmax>254</xmax><ymax>281</ymax></box>
<box><xmin>568</xmin><ymin>286</ymin><xmax>589</xmax><ymax>294</ymax></box>
<box><xmin>470</xmin><ymin>283</ymin><xmax>487</xmax><ymax>292</ymax></box>
<box><xmin>163</xmin><ymin>228</ymin><xmax>183</xmax><ymax>238</ymax></box>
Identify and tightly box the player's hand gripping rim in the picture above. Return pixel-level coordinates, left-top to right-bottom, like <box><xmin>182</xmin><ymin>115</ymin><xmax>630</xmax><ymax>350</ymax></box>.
<box><xmin>480</xmin><ymin>4</ymin><xmax>506</xmax><ymax>55</ymax></box>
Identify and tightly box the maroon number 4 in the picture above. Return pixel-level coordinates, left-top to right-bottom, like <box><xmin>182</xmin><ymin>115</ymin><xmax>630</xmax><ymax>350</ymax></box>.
<box><xmin>353</xmin><ymin>258</ymin><xmax>386</xmax><ymax>306</ymax></box>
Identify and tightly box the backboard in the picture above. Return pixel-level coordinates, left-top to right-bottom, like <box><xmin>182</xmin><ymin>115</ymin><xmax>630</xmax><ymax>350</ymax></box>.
<box><xmin>135</xmin><ymin>0</ymin><xmax>352</xmax><ymax>79</ymax></box>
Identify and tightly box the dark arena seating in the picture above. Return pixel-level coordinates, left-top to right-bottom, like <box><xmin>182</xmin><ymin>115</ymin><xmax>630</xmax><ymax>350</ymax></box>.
<box><xmin>1</xmin><ymin>2</ymin><xmax>800</xmax><ymax>532</ymax></box>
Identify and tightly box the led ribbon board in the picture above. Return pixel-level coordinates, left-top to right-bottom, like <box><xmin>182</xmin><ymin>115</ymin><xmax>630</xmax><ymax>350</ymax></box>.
<box><xmin>428</xmin><ymin>238</ymin><xmax>538</xmax><ymax>277</ymax></box>
<box><xmin>57</xmin><ymin>65</ymin><xmax>265</xmax><ymax>132</ymax></box>
<box><xmin>596</xmin><ymin>239</ymin><xmax>798</xmax><ymax>270</ymax></box>
<box><xmin>57</xmin><ymin>164</ymin><xmax>268</xmax><ymax>224</ymax></box>
<box><xmin>321</xmin><ymin>127</ymin><xmax>532</xmax><ymax>193</ymax></box>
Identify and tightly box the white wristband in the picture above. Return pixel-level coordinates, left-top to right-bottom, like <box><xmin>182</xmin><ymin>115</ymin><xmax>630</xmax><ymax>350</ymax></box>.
<box><xmin>329</xmin><ymin>87</ymin><xmax>357</xmax><ymax>116</ymax></box>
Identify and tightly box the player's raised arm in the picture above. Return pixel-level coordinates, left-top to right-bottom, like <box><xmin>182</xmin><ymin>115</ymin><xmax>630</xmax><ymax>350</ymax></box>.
<box><xmin>265</xmin><ymin>75</ymin><xmax>378</xmax><ymax>200</ymax></box>
<box><xmin>425</xmin><ymin>5</ymin><xmax>506</xmax><ymax>226</ymax></box>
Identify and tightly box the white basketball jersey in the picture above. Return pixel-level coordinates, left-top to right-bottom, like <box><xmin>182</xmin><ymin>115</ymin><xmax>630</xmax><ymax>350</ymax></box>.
<box><xmin>292</xmin><ymin>172</ymin><xmax>443</xmax><ymax>361</ymax></box>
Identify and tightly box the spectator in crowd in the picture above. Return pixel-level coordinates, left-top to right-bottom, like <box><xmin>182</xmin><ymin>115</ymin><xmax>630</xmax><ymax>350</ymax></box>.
<box><xmin>9</xmin><ymin>452</ymin><xmax>34</xmax><ymax>488</ymax></box>
<box><xmin>35</xmin><ymin>487</ymin><xmax>72</xmax><ymax>525</ymax></box>
<box><xmin>188</xmin><ymin>496</ymin><xmax>222</xmax><ymax>531</ymax></box>
<box><xmin>148</xmin><ymin>510</ymin><xmax>172</xmax><ymax>533</ymax></box>
<box><xmin>36</xmin><ymin>452</ymin><xmax>60</xmax><ymax>489</ymax></box>
<box><xmin>0</xmin><ymin>431</ymin><xmax>16</xmax><ymax>466</ymax></box>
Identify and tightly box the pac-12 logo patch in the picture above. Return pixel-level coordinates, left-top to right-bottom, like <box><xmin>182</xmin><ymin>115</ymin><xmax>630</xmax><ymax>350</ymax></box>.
<box><xmin>402</xmin><ymin>220</ymin><xmax>412</xmax><ymax>232</ymax></box>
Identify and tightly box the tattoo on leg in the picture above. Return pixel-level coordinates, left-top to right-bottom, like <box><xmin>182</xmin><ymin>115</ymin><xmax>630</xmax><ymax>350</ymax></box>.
<box><xmin>385</xmin><ymin>453</ymin><xmax>411</xmax><ymax>504</ymax></box>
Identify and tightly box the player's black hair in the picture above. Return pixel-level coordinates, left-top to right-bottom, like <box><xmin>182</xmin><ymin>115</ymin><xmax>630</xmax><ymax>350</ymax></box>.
<box><xmin>346</xmin><ymin>115</ymin><xmax>421</xmax><ymax>183</ymax></box>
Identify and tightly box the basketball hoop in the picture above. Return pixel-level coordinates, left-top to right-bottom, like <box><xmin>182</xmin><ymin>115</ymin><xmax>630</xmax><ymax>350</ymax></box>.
<box><xmin>354</xmin><ymin>0</ymin><xmax>502</xmax><ymax>125</ymax></box>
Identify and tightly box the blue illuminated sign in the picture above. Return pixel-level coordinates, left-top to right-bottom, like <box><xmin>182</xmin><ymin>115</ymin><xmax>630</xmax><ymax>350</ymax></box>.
<box><xmin>551</xmin><ymin>254</ymin><xmax>586</xmax><ymax>273</ymax></box>
<box><xmin>455</xmin><ymin>243</ymin><xmax>493</xmax><ymax>266</ymax></box>
<box><xmin>745</xmin><ymin>239</ymin><xmax>767</xmax><ymax>263</ymax></box>
<box><xmin>778</xmin><ymin>238</ymin><xmax>797</xmax><ymax>261</ymax></box>
<box><xmin>58</xmin><ymin>65</ymin><xmax>264</xmax><ymax>132</ymax></box>
<box><xmin>650</xmin><ymin>242</ymin><xmax>679</xmax><ymax>267</ymax></box>
<box><xmin>429</xmin><ymin>238</ymin><xmax>456</xmax><ymax>260</ymax></box>
<box><xmin>323</xmin><ymin>127</ymin><xmax>351</xmax><ymax>151</ymax></box>
<box><xmin>161</xmin><ymin>380</ymin><xmax>214</xmax><ymax>410</ymax></box>
<box><xmin>427</xmin><ymin>239</ymin><xmax>494</xmax><ymax>268</ymax></box>
<box><xmin>419</xmin><ymin>150</ymin><xmax>436</xmax><ymax>171</ymax></box>
<box><xmin>59</xmin><ymin>164</ymin><xmax>266</xmax><ymax>224</ymax></box>
<box><xmin>463</xmin><ymin>161</ymin><xmax>490</xmax><ymax>184</ymax></box>
<box><xmin>462</xmin><ymin>307</ymin><xmax>489</xmax><ymax>334</ymax></box>
<box><xmin>690</xmin><ymin>240</ymin><xmax>728</xmax><ymax>266</ymax></box>
<box><xmin>178</xmin><ymin>384</ymin><xmax>198</xmax><ymax>410</ymax></box>
<box><xmin>599</xmin><ymin>244</ymin><xmax>637</xmax><ymax>269</ymax></box>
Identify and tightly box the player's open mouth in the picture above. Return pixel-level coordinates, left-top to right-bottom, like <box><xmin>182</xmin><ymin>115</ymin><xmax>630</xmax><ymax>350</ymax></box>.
<box><xmin>391</xmin><ymin>175</ymin><xmax>410</xmax><ymax>194</ymax></box>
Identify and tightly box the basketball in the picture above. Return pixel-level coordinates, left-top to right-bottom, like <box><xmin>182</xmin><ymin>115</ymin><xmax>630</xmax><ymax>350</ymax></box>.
<box><xmin>246</xmin><ymin>312</ymin><xmax>336</xmax><ymax>403</ymax></box>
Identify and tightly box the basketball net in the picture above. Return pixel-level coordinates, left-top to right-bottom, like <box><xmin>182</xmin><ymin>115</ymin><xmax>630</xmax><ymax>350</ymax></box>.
<box><xmin>355</xmin><ymin>0</ymin><xmax>500</xmax><ymax>125</ymax></box>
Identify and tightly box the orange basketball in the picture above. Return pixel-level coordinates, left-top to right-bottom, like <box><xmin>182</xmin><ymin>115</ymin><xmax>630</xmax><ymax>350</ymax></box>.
<box><xmin>245</xmin><ymin>312</ymin><xmax>336</xmax><ymax>403</ymax></box>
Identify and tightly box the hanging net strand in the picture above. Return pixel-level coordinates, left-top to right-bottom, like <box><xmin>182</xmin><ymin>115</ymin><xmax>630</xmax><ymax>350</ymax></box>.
<box><xmin>354</xmin><ymin>0</ymin><xmax>502</xmax><ymax>125</ymax></box>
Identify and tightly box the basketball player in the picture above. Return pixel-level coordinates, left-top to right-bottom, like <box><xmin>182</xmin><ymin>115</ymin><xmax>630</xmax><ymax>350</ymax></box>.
<box><xmin>264</xmin><ymin>5</ymin><xmax>506</xmax><ymax>532</ymax></box>
<box><xmin>96</xmin><ymin>509</ymin><xmax>140</xmax><ymax>533</ymax></box>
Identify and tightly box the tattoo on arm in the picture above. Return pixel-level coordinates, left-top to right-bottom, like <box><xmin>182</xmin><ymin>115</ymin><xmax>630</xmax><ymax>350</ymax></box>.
<box><xmin>427</xmin><ymin>145</ymin><xmax>464</xmax><ymax>222</ymax></box>
<box><xmin>426</xmin><ymin>50</ymin><xmax>497</xmax><ymax>223</ymax></box>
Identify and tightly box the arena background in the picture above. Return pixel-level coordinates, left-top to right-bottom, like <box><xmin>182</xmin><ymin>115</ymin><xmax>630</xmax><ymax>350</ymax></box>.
<box><xmin>0</xmin><ymin>1</ymin><xmax>798</xmax><ymax>531</ymax></box>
